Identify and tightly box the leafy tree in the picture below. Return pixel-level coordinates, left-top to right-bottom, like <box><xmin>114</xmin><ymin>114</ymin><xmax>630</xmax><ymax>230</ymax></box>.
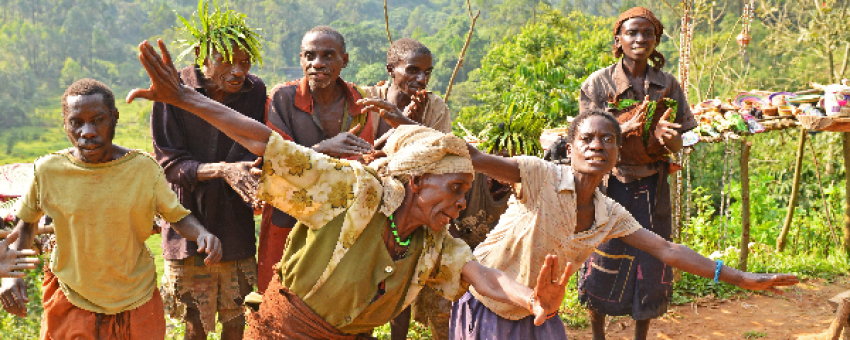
<box><xmin>457</xmin><ymin>6</ymin><xmax>615</xmax><ymax>131</ymax></box>
<box><xmin>761</xmin><ymin>0</ymin><xmax>849</xmax><ymax>84</ymax></box>
<box><xmin>59</xmin><ymin>58</ymin><xmax>84</xmax><ymax>88</ymax></box>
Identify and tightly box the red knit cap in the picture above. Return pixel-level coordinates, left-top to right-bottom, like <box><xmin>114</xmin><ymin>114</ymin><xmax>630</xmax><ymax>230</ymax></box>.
<box><xmin>613</xmin><ymin>7</ymin><xmax>663</xmax><ymax>44</ymax></box>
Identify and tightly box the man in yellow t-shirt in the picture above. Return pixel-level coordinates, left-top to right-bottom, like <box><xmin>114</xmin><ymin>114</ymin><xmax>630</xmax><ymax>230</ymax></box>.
<box><xmin>0</xmin><ymin>78</ymin><xmax>223</xmax><ymax>340</ymax></box>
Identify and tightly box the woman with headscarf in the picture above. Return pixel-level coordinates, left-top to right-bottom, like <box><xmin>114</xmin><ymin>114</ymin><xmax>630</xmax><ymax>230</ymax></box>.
<box><xmin>577</xmin><ymin>7</ymin><xmax>698</xmax><ymax>340</ymax></box>
<box><xmin>129</xmin><ymin>40</ymin><xmax>574</xmax><ymax>340</ymax></box>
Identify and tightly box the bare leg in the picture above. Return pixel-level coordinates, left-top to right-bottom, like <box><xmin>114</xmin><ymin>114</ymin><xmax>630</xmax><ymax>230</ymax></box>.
<box><xmin>222</xmin><ymin>262</ymin><xmax>252</xmax><ymax>340</ymax></box>
<box><xmin>588</xmin><ymin>309</ymin><xmax>607</xmax><ymax>340</ymax></box>
<box><xmin>390</xmin><ymin>306</ymin><xmax>412</xmax><ymax>340</ymax></box>
<box><xmin>221</xmin><ymin>315</ymin><xmax>246</xmax><ymax>340</ymax></box>
<box><xmin>633</xmin><ymin>319</ymin><xmax>651</xmax><ymax>340</ymax></box>
<box><xmin>183</xmin><ymin>306</ymin><xmax>207</xmax><ymax>340</ymax></box>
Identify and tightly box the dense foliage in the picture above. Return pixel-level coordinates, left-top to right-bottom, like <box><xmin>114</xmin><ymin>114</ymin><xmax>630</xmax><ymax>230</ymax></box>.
<box><xmin>456</xmin><ymin>7</ymin><xmax>616</xmax><ymax>131</ymax></box>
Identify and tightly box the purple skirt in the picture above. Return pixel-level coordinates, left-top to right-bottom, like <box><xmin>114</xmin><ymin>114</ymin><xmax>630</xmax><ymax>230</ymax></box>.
<box><xmin>449</xmin><ymin>292</ymin><xmax>568</xmax><ymax>340</ymax></box>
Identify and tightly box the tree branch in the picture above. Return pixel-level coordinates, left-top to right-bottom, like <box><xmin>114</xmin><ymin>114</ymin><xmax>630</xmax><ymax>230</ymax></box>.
<box><xmin>840</xmin><ymin>42</ymin><xmax>849</xmax><ymax>80</ymax></box>
<box><xmin>384</xmin><ymin>0</ymin><xmax>392</xmax><ymax>44</ymax></box>
<box><xmin>444</xmin><ymin>0</ymin><xmax>479</xmax><ymax>104</ymax></box>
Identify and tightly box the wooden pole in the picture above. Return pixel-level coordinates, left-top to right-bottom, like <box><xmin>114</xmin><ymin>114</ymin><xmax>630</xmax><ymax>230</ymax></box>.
<box><xmin>843</xmin><ymin>133</ymin><xmax>850</xmax><ymax>255</ymax></box>
<box><xmin>384</xmin><ymin>0</ymin><xmax>392</xmax><ymax>44</ymax></box>
<box><xmin>671</xmin><ymin>164</ymin><xmax>680</xmax><ymax>241</ymax></box>
<box><xmin>739</xmin><ymin>139</ymin><xmax>751</xmax><ymax>271</ymax></box>
<box><xmin>777</xmin><ymin>128</ymin><xmax>807</xmax><ymax>252</ymax></box>
<box><xmin>443</xmin><ymin>0</ymin><xmax>479</xmax><ymax>104</ymax></box>
<box><xmin>829</xmin><ymin>294</ymin><xmax>850</xmax><ymax>340</ymax></box>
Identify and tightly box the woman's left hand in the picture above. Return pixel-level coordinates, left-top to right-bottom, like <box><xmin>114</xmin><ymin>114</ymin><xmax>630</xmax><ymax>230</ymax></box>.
<box><xmin>735</xmin><ymin>272</ymin><xmax>799</xmax><ymax>294</ymax></box>
<box><xmin>530</xmin><ymin>255</ymin><xmax>577</xmax><ymax>326</ymax></box>
<box><xmin>653</xmin><ymin>108</ymin><xmax>681</xmax><ymax>144</ymax></box>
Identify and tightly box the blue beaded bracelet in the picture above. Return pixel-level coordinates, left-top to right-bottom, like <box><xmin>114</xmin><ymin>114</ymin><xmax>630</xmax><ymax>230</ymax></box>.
<box><xmin>714</xmin><ymin>260</ymin><xmax>723</xmax><ymax>283</ymax></box>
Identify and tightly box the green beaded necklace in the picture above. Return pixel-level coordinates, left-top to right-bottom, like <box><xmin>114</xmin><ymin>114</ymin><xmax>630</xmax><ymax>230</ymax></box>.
<box><xmin>389</xmin><ymin>214</ymin><xmax>411</xmax><ymax>247</ymax></box>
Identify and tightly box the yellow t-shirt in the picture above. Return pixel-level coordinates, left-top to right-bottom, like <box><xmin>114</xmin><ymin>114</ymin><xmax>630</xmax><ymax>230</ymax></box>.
<box><xmin>17</xmin><ymin>149</ymin><xmax>191</xmax><ymax>314</ymax></box>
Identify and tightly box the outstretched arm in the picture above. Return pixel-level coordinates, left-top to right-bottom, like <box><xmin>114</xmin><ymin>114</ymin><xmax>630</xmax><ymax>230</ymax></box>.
<box><xmin>620</xmin><ymin>229</ymin><xmax>799</xmax><ymax>293</ymax></box>
<box><xmin>466</xmin><ymin>144</ymin><xmax>522</xmax><ymax>184</ymax></box>
<box><xmin>127</xmin><ymin>39</ymin><xmax>271</xmax><ymax>156</ymax></box>
<box><xmin>461</xmin><ymin>255</ymin><xmax>577</xmax><ymax>326</ymax></box>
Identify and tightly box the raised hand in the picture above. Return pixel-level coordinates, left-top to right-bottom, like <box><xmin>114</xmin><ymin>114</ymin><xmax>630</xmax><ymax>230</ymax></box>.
<box><xmin>312</xmin><ymin>124</ymin><xmax>373</xmax><ymax>158</ymax></box>
<box><xmin>126</xmin><ymin>39</ymin><xmax>188</xmax><ymax>106</ymax></box>
<box><xmin>530</xmin><ymin>255</ymin><xmax>577</xmax><ymax>326</ymax></box>
<box><xmin>404</xmin><ymin>89</ymin><xmax>429</xmax><ymax>123</ymax></box>
<box><xmin>357</xmin><ymin>98</ymin><xmax>418</xmax><ymax>129</ymax></box>
<box><xmin>620</xmin><ymin>95</ymin><xmax>650</xmax><ymax>134</ymax></box>
<box><xmin>654</xmin><ymin>108</ymin><xmax>681</xmax><ymax>145</ymax></box>
<box><xmin>0</xmin><ymin>230</ymin><xmax>38</xmax><ymax>279</ymax></box>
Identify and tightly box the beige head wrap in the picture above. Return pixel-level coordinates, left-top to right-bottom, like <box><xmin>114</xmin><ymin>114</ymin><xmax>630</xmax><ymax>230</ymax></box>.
<box><xmin>369</xmin><ymin>125</ymin><xmax>474</xmax><ymax>215</ymax></box>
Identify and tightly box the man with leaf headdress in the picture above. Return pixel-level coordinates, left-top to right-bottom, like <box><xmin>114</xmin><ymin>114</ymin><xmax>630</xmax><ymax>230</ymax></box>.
<box><xmin>149</xmin><ymin>1</ymin><xmax>266</xmax><ymax>339</ymax></box>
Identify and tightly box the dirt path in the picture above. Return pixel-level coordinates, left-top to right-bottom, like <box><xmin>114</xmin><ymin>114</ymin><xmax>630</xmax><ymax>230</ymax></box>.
<box><xmin>567</xmin><ymin>276</ymin><xmax>850</xmax><ymax>340</ymax></box>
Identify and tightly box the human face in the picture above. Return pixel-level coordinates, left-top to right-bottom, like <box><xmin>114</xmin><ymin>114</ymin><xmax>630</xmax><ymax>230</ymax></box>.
<box><xmin>300</xmin><ymin>33</ymin><xmax>348</xmax><ymax>91</ymax></box>
<box><xmin>203</xmin><ymin>45</ymin><xmax>252</xmax><ymax>95</ymax></box>
<box><xmin>615</xmin><ymin>17</ymin><xmax>657</xmax><ymax>63</ymax></box>
<box><xmin>411</xmin><ymin>172</ymin><xmax>474</xmax><ymax>232</ymax></box>
<box><xmin>388</xmin><ymin>52</ymin><xmax>433</xmax><ymax>96</ymax></box>
<box><xmin>63</xmin><ymin>94</ymin><xmax>118</xmax><ymax>164</ymax></box>
<box><xmin>566</xmin><ymin>116</ymin><xmax>619</xmax><ymax>176</ymax></box>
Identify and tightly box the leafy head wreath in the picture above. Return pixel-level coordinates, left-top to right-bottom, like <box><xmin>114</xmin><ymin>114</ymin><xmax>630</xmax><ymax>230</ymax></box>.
<box><xmin>175</xmin><ymin>0</ymin><xmax>264</xmax><ymax>67</ymax></box>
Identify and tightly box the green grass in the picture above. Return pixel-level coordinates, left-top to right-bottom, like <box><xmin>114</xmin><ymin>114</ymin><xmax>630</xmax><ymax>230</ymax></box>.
<box><xmin>744</xmin><ymin>330</ymin><xmax>767</xmax><ymax>339</ymax></box>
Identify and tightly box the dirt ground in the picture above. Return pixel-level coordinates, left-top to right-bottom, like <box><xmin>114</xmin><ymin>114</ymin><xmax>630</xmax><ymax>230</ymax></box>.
<box><xmin>567</xmin><ymin>276</ymin><xmax>850</xmax><ymax>340</ymax></box>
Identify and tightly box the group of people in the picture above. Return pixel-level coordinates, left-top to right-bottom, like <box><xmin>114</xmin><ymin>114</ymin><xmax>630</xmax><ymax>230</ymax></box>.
<box><xmin>0</xmin><ymin>6</ymin><xmax>799</xmax><ymax>340</ymax></box>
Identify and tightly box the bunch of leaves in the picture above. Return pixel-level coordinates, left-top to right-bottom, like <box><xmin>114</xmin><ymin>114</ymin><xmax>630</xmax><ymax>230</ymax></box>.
<box><xmin>642</xmin><ymin>98</ymin><xmax>677</xmax><ymax>144</ymax></box>
<box><xmin>478</xmin><ymin>94</ymin><xmax>545</xmax><ymax>157</ymax></box>
<box><xmin>175</xmin><ymin>0</ymin><xmax>264</xmax><ymax>68</ymax></box>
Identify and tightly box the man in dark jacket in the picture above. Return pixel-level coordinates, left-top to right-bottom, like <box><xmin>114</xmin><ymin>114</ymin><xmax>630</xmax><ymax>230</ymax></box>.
<box><xmin>149</xmin><ymin>5</ymin><xmax>266</xmax><ymax>339</ymax></box>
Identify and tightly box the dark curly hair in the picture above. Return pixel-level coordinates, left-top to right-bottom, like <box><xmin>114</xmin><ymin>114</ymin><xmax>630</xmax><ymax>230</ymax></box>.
<box><xmin>387</xmin><ymin>38</ymin><xmax>431</xmax><ymax>67</ymax></box>
<box><xmin>61</xmin><ymin>78</ymin><xmax>116</xmax><ymax>116</ymax></box>
<box><xmin>546</xmin><ymin>110</ymin><xmax>622</xmax><ymax>164</ymax></box>
<box><xmin>566</xmin><ymin>110</ymin><xmax>623</xmax><ymax>147</ymax></box>
<box><xmin>304</xmin><ymin>25</ymin><xmax>346</xmax><ymax>53</ymax></box>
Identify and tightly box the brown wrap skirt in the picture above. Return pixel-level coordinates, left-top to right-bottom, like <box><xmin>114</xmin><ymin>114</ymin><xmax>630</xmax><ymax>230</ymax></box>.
<box><xmin>245</xmin><ymin>275</ymin><xmax>376</xmax><ymax>340</ymax></box>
